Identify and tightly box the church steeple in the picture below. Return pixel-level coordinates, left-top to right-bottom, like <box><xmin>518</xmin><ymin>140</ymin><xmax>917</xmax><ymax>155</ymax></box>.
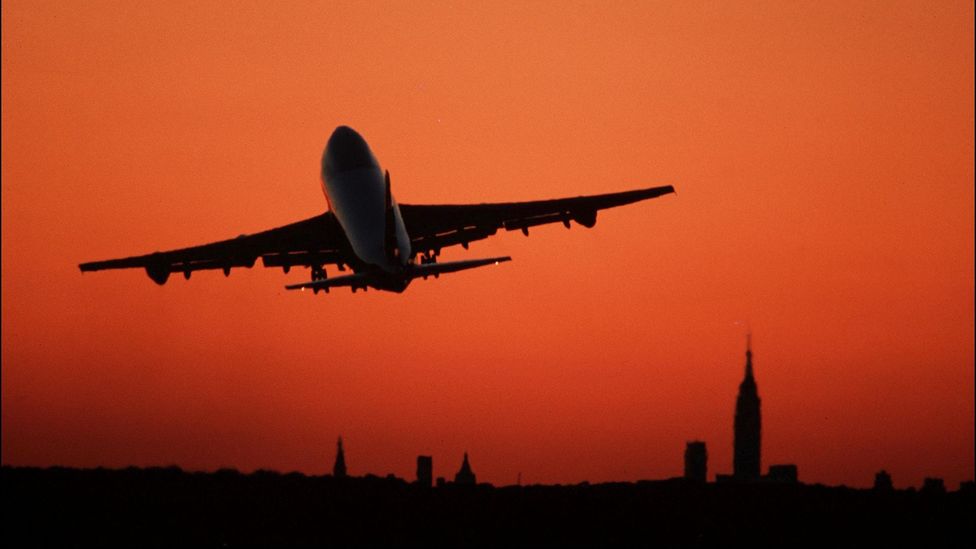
<box><xmin>454</xmin><ymin>451</ymin><xmax>476</xmax><ymax>485</ymax></box>
<box><xmin>333</xmin><ymin>436</ymin><xmax>347</xmax><ymax>478</ymax></box>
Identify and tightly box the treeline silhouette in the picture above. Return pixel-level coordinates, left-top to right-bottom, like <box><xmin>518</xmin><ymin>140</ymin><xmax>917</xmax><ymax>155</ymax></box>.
<box><xmin>2</xmin><ymin>465</ymin><xmax>973</xmax><ymax>547</ymax></box>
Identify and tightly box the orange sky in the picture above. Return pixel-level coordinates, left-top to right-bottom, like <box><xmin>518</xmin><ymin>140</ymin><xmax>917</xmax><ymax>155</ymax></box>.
<box><xmin>3</xmin><ymin>0</ymin><xmax>973</xmax><ymax>488</ymax></box>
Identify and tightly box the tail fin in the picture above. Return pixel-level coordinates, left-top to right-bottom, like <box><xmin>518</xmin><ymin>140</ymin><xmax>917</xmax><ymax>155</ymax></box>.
<box><xmin>384</xmin><ymin>170</ymin><xmax>398</xmax><ymax>261</ymax></box>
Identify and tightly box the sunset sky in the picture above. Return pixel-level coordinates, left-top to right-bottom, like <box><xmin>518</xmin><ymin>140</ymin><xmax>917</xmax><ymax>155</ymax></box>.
<box><xmin>3</xmin><ymin>1</ymin><xmax>973</xmax><ymax>488</ymax></box>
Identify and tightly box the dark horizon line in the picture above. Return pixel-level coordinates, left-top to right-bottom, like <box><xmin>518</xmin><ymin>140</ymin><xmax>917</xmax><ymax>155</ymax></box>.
<box><xmin>3</xmin><ymin>463</ymin><xmax>972</xmax><ymax>493</ymax></box>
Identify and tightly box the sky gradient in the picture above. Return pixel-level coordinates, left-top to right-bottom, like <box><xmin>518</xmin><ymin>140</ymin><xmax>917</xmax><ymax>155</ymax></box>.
<box><xmin>3</xmin><ymin>0</ymin><xmax>973</xmax><ymax>488</ymax></box>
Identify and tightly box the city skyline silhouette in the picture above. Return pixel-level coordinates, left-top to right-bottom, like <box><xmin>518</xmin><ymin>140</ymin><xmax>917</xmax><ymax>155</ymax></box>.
<box><xmin>9</xmin><ymin>341</ymin><xmax>968</xmax><ymax>546</ymax></box>
<box><xmin>289</xmin><ymin>340</ymin><xmax>963</xmax><ymax>490</ymax></box>
<box><xmin>3</xmin><ymin>352</ymin><xmax>972</xmax><ymax>547</ymax></box>
<box><xmin>3</xmin><ymin>328</ymin><xmax>971</xmax><ymax>488</ymax></box>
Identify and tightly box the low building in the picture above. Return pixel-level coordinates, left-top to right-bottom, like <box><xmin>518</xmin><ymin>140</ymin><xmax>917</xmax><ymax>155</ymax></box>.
<box><xmin>416</xmin><ymin>455</ymin><xmax>433</xmax><ymax>488</ymax></box>
<box><xmin>765</xmin><ymin>464</ymin><xmax>798</xmax><ymax>483</ymax></box>
<box><xmin>684</xmin><ymin>441</ymin><xmax>708</xmax><ymax>482</ymax></box>
<box><xmin>922</xmin><ymin>477</ymin><xmax>946</xmax><ymax>494</ymax></box>
<box><xmin>873</xmin><ymin>470</ymin><xmax>893</xmax><ymax>491</ymax></box>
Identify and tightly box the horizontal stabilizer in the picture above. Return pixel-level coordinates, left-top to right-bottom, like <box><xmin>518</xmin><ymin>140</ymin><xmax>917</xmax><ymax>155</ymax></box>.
<box><xmin>284</xmin><ymin>256</ymin><xmax>512</xmax><ymax>292</ymax></box>
<box><xmin>409</xmin><ymin>256</ymin><xmax>511</xmax><ymax>279</ymax></box>
<box><xmin>284</xmin><ymin>272</ymin><xmax>372</xmax><ymax>291</ymax></box>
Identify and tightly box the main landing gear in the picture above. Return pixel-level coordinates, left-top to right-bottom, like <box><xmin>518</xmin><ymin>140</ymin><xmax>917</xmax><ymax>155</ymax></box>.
<box><xmin>419</xmin><ymin>251</ymin><xmax>439</xmax><ymax>265</ymax></box>
<box><xmin>310</xmin><ymin>264</ymin><xmax>329</xmax><ymax>295</ymax></box>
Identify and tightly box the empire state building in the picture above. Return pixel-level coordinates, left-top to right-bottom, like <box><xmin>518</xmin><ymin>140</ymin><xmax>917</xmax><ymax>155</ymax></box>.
<box><xmin>733</xmin><ymin>337</ymin><xmax>761</xmax><ymax>480</ymax></box>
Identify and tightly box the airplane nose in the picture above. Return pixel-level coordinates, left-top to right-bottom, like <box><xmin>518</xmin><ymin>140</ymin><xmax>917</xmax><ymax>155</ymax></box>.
<box><xmin>322</xmin><ymin>126</ymin><xmax>379</xmax><ymax>178</ymax></box>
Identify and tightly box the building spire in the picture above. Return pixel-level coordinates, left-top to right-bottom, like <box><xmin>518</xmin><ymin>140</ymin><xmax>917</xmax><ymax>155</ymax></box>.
<box><xmin>333</xmin><ymin>436</ymin><xmax>347</xmax><ymax>478</ymax></box>
<box><xmin>745</xmin><ymin>331</ymin><xmax>754</xmax><ymax>379</ymax></box>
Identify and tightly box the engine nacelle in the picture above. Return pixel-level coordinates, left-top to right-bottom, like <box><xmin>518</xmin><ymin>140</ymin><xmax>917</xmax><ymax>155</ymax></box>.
<box><xmin>573</xmin><ymin>209</ymin><xmax>597</xmax><ymax>228</ymax></box>
<box><xmin>145</xmin><ymin>264</ymin><xmax>170</xmax><ymax>285</ymax></box>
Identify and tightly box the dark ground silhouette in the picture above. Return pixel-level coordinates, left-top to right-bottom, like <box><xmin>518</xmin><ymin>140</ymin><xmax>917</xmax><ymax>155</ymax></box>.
<box><xmin>2</xmin><ymin>466</ymin><xmax>973</xmax><ymax>547</ymax></box>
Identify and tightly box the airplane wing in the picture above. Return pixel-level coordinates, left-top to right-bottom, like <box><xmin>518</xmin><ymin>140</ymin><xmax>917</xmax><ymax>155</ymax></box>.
<box><xmin>79</xmin><ymin>212</ymin><xmax>348</xmax><ymax>284</ymax></box>
<box><xmin>399</xmin><ymin>185</ymin><xmax>675</xmax><ymax>256</ymax></box>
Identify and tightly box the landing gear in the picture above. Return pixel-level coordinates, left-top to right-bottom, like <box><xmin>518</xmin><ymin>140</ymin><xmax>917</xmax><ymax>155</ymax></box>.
<box><xmin>307</xmin><ymin>265</ymin><xmax>329</xmax><ymax>295</ymax></box>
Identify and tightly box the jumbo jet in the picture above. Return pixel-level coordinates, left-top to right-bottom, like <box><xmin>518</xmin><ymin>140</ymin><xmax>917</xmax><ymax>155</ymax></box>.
<box><xmin>79</xmin><ymin>126</ymin><xmax>675</xmax><ymax>294</ymax></box>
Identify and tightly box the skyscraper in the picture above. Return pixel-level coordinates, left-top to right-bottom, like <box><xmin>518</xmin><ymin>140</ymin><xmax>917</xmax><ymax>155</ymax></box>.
<box><xmin>733</xmin><ymin>336</ymin><xmax>761</xmax><ymax>480</ymax></box>
<box><xmin>333</xmin><ymin>437</ymin><xmax>347</xmax><ymax>478</ymax></box>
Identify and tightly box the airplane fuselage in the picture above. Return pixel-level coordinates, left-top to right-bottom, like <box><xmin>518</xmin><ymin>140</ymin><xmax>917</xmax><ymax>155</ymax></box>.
<box><xmin>320</xmin><ymin>126</ymin><xmax>413</xmax><ymax>291</ymax></box>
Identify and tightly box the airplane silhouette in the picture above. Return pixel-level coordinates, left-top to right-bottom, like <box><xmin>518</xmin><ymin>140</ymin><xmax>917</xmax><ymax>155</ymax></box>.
<box><xmin>79</xmin><ymin>126</ymin><xmax>675</xmax><ymax>294</ymax></box>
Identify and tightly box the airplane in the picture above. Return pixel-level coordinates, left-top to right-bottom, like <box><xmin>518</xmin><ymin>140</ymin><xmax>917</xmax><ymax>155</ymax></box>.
<box><xmin>79</xmin><ymin>126</ymin><xmax>675</xmax><ymax>294</ymax></box>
